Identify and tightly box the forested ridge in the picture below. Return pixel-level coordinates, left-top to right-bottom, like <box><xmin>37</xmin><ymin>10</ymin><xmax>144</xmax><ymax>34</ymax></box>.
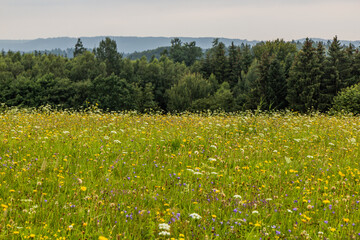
<box><xmin>1</xmin><ymin>36</ymin><xmax>359</xmax><ymax>113</ymax></box>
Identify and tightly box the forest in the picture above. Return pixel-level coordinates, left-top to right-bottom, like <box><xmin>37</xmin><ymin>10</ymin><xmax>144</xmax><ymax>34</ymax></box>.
<box><xmin>1</xmin><ymin>36</ymin><xmax>360</xmax><ymax>113</ymax></box>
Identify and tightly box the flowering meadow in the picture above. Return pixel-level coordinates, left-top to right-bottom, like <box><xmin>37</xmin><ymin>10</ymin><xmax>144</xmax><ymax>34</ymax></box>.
<box><xmin>1</xmin><ymin>110</ymin><xmax>360</xmax><ymax>239</ymax></box>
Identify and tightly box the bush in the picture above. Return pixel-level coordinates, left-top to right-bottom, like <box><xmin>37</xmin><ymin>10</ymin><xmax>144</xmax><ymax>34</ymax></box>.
<box><xmin>332</xmin><ymin>83</ymin><xmax>360</xmax><ymax>114</ymax></box>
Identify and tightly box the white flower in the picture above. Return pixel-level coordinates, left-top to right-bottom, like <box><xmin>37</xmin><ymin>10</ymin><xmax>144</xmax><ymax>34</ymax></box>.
<box><xmin>63</xmin><ymin>131</ymin><xmax>70</xmax><ymax>134</ymax></box>
<box><xmin>208</xmin><ymin>158</ymin><xmax>217</xmax><ymax>162</ymax></box>
<box><xmin>159</xmin><ymin>223</ymin><xmax>170</xmax><ymax>231</ymax></box>
<box><xmin>159</xmin><ymin>231</ymin><xmax>170</xmax><ymax>236</ymax></box>
<box><xmin>252</xmin><ymin>210</ymin><xmax>259</xmax><ymax>214</ymax></box>
<box><xmin>194</xmin><ymin>172</ymin><xmax>202</xmax><ymax>175</ymax></box>
<box><xmin>210</xmin><ymin>145</ymin><xmax>217</xmax><ymax>149</ymax></box>
<box><xmin>104</xmin><ymin>136</ymin><xmax>110</xmax><ymax>140</ymax></box>
<box><xmin>189</xmin><ymin>213</ymin><xmax>202</xmax><ymax>219</ymax></box>
<box><xmin>265</xmin><ymin>198</ymin><xmax>273</xmax><ymax>201</ymax></box>
<box><xmin>233</xmin><ymin>195</ymin><xmax>242</xmax><ymax>199</ymax></box>
<box><xmin>318</xmin><ymin>231</ymin><xmax>324</xmax><ymax>235</ymax></box>
<box><xmin>287</xmin><ymin>209</ymin><xmax>293</xmax><ymax>213</ymax></box>
<box><xmin>111</xmin><ymin>131</ymin><xmax>117</xmax><ymax>134</ymax></box>
<box><xmin>211</xmin><ymin>172</ymin><xmax>218</xmax><ymax>175</ymax></box>
<box><xmin>187</xmin><ymin>169</ymin><xmax>194</xmax><ymax>173</ymax></box>
<box><xmin>114</xmin><ymin>140</ymin><xmax>121</xmax><ymax>144</ymax></box>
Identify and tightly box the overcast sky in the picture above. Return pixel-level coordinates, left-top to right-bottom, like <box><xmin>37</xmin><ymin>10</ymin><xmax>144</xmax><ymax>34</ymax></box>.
<box><xmin>1</xmin><ymin>0</ymin><xmax>359</xmax><ymax>41</ymax></box>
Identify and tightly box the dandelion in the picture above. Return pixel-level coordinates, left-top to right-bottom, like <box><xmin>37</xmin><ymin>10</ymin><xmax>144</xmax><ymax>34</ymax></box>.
<box><xmin>99</xmin><ymin>237</ymin><xmax>109</xmax><ymax>240</ymax></box>
<box><xmin>80</xmin><ymin>186</ymin><xmax>87</xmax><ymax>191</ymax></box>
<box><xmin>323</xmin><ymin>200</ymin><xmax>330</xmax><ymax>204</ymax></box>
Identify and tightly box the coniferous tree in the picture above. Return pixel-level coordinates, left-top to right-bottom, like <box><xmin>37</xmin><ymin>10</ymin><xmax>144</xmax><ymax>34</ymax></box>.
<box><xmin>319</xmin><ymin>36</ymin><xmax>353</xmax><ymax>111</ymax></box>
<box><xmin>287</xmin><ymin>38</ymin><xmax>321</xmax><ymax>112</ymax></box>
<box><xmin>74</xmin><ymin>38</ymin><xmax>86</xmax><ymax>57</ymax></box>
<box><xmin>228</xmin><ymin>42</ymin><xmax>242</xmax><ymax>88</ymax></box>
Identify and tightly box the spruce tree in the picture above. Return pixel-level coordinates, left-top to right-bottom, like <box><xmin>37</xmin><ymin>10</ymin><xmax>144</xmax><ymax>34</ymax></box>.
<box><xmin>228</xmin><ymin>42</ymin><xmax>242</xmax><ymax>88</ymax></box>
<box><xmin>287</xmin><ymin>38</ymin><xmax>321</xmax><ymax>112</ymax></box>
<box><xmin>319</xmin><ymin>36</ymin><xmax>353</xmax><ymax>111</ymax></box>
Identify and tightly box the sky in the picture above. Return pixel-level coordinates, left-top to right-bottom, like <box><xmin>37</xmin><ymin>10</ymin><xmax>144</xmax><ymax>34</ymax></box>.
<box><xmin>1</xmin><ymin>0</ymin><xmax>359</xmax><ymax>41</ymax></box>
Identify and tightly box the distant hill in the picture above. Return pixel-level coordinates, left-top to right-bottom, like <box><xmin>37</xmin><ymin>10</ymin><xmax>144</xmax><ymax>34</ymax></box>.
<box><xmin>0</xmin><ymin>36</ymin><xmax>259</xmax><ymax>54</ymax></box>
<box><xmin>1</xmin><ymin>36</ymin><xmax>359</xmax><ymax>58</ymax></box>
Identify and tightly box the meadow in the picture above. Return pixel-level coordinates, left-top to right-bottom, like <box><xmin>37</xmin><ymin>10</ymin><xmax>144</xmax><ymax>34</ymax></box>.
<box><xmin>1</xmin><ymin>109</ymin><xmax>360</xmax><ymax>239</ymax></box>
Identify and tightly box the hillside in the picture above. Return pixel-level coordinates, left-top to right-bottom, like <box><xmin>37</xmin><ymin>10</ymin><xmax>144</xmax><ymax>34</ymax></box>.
<box><xmin>2</xmin><ymin>36</ymin><xmax>359</xmax><ymax>55</ymax></box>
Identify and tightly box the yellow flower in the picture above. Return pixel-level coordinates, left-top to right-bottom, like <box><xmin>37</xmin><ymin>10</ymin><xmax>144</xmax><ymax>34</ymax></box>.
<box><xmin>30</xmin><ymin>234</ymin><xmax>36</xmax><ymax>238</ymax></box>
<box><xmin>83</xmin><ymin>222</ymin><xmax>87</xmax><ymax>226</ymax></box>
<box><xmin>323</xmin><ymin>200</ymin><xmax>330</xmax><ymax>204</ymax></box>
<box><xmin>330</xmin><ymin>228</ymin><xmax>336</xmax><ymax>232</ymax></box>
<box><xmin>81</xmin><ymin>186</ymin><xmax>87</xmax><ymax>191</ymax></box>
<box><xmin>9</xmin><ymin>190</ymin><xmax>15</xmax><ymax>192</ymax></box>
<box><xmin>212</xmin><ymin>215</ymin><xmax>216</xmax><ymax>218</ymax></box>
<box><xmin>99</xmin><ymin>237</ymin><xmax>108</xmax><ymax>240</ymax></box>
<box><xmin>13</xmin><ymin>231</ymin><xmax>19</xmax><ymax>234</ymax></box>
<box><xmin>254</xmin><ymin>222</ymin><xmax>261</xmax><ymax>227</ymax></box>
<box><xmin>343</xmin><ymin>218</ymin><xmax>349</xmax><ymax>222</ymax></box>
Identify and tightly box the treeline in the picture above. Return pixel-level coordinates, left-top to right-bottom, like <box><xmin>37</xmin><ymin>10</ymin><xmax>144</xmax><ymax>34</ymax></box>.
<box><xmin>0</xmin><ymin>36</ymin><xmax>359</xmax><ymax>113</ymax></box>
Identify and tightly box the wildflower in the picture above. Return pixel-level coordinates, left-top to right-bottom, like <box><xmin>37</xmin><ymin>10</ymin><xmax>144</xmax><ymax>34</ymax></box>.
<box><xmin>330</xmin><ymin>228</ymin><xmax>336</xmax><ymax>232</ymax></box>
<box><xmin>159</xmin><ymin>231</ymin><xmax>170</xmax><ymax>236</ymax></box>
<box><xmin>159</xmin><ymin>223</ymin><xmax>170</xmax><ymax>231</ymax></box>
<box><xmin>252</xmin><ymin>210</ymin><xmax>259</xmax><ymax>214</ymax></box>
<box><xmin>189</xmin><ymin>213</ymin><xmax>201</xmax><ymax>219</ymax></box>
<box><xmin>81</xmin><ymin>186</ymin><xmax>87</xmax><ymax>191</ymax></box>
<box><xmin>99</xmin><ymin>237</ymin><xmax>109</xmax><ymax>240</ymax></box>
<box><xmin>233</xmin><ymin>195</ymin><xmax>242</xmax><ymax>199</ymax></box>
<box><xmin>323</xmin><ymin>200</ymin><xmax>330</xmax><ymax>204</ymax></box>
<box><xmin>343</xmin><ymin>218</ymin><xmax>349</xmax><ymax>223</ymax></box>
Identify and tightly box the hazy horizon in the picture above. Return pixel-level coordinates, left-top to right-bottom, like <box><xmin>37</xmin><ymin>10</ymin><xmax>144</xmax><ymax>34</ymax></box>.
<box><xmin>1</xmin><ymin>0</ymin><xmax>359</xmax><ymax>41</ymax></box>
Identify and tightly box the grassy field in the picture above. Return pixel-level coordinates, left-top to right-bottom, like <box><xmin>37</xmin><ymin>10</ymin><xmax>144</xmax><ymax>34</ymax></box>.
<box><xmin>1</xmin><ymin>110</ymin><xmax>360</xmax><ymax>239</ymax></box>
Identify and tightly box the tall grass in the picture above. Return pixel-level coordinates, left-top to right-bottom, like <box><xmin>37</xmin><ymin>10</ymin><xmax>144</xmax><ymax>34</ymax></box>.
<box><xmin>0</xmin><ymin>109</ymin><xmax>359</xmax><ymax>239</ymax></box>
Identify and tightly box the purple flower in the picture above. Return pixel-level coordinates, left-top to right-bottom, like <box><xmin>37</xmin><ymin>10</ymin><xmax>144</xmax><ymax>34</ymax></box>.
<box><xmin>276</xmin><ymin>230</ymin><xmax>281</xmax><ymax>235</ymax></box>
<box><xmin>324</xmin><ymin>220</ymin><xmax>328</xmax><ymax>224</ymax></box>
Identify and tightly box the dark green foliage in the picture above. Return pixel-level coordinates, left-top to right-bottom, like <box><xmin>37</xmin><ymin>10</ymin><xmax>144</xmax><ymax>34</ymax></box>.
<box><xmin>74</xmin><ymin>38</ymin><xmax>86</xmax><ymax>57</ymax></box>
<box><xmin>0</xmin><ymin>36</ymin><xmax>359</xmax><ymax>114</ymax></box>
<box><xmin>287</xmin><ymin>38</ymin><xmax>322</xmax><ymax>112</ymax></box>
<box><xmin>169</xmin><ymin>38</ymin><xmax>202</xmax><ymax>66</ymax></box>
<box><xmin>319</xmin><ymin>36</ymin><xmax>354</xmax><ymax>111</ymax></box>
<box><xmin>91</xmin><ymin>74</ymin><xmax>134</xmax><ymax>111</ymax></box>
<box><xmin>94</xmin><ymin>37</ymin><xmax>122</xmax><ymax>75</ymax></box>
<box><xmin>166</xmin><ymin>73</ymin><xmax>212</xmax><ymax>112</ymax></box>
<box><xmin>332</xmin><ymin>83</ymin><xmax>360</xmax><ymax>114</ymax></box>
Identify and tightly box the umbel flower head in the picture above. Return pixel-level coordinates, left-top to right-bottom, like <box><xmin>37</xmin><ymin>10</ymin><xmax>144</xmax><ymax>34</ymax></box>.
<box><xmin>189</xmin><ymin>213</ymin><xmax>202</xmax><ymax>219</ymax></box>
